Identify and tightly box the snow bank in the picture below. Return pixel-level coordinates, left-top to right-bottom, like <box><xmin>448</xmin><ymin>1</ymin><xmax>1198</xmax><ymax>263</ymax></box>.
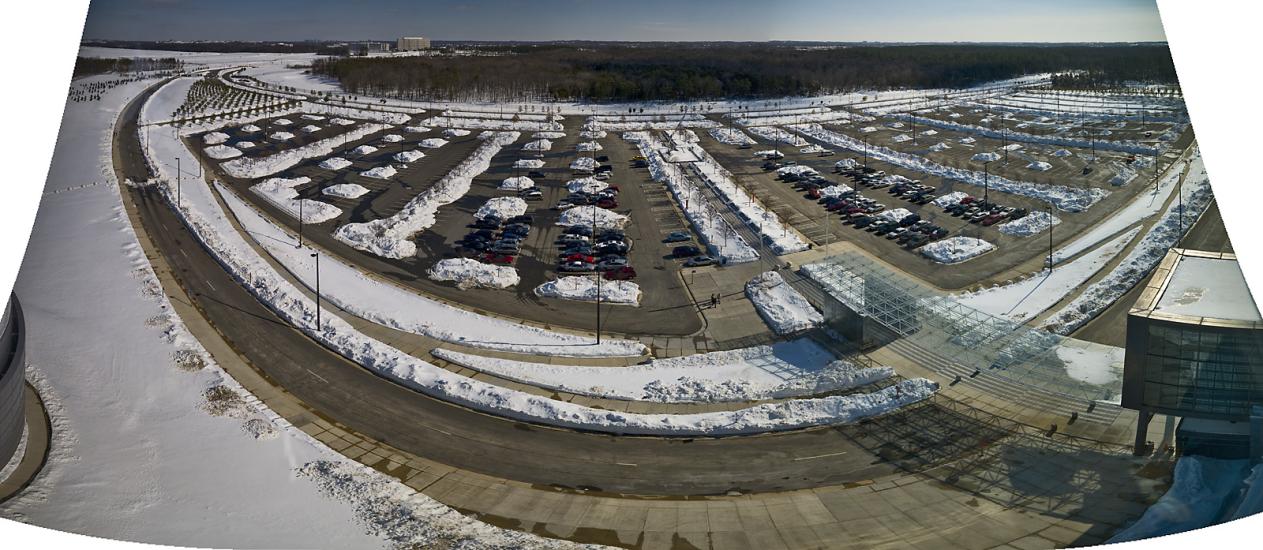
<box><xmin>380</xmin><ymin>134</ymin><xmax>404</xmax><ymax>143</ymax></box>
<box><xmin>578</xmin><ymin>130</ymin><xmax>606</xmax><ymax>139</ymax></box>
<box><xmin>557</xmin><ymin>205</ymin><xmax>629</xmax><ymax>229</ymax></box>
<box><xmin>513</xmin><ymin>159</ymin><xmax>544</xmax><ymax>169</ymax></box>
<box><xmin>273</xmin><ymin>118</ymin><xmax>293</xmax><ymax>126</ymax></box>
<box><xmin>522</xmin><ymin>139</ymin><xmax>552</xmax><ymax>152</ymax></box>
<box><xmin>790</xmin><ymin>123</ymin><xmax>1108</xmax><ymax>212</ymax></box>
<box><xmin>535</xmin><ymin>131</ymin><xmax>567</xmax><ymax>139</ymax></box>
<box><xmin>240</xmin><ymin>124</ymin><xmax>262</xmax><ymax>133</ymax></box>
<box><xmin>535</xmin><ymin>276</ymin><xmax>641</xmax><ymax>306</ymax></box>
<box><xmin>404</xmin><ymin>125</ymin><xmax>430</xmax><ymax>133</ymax></box>
<box><xmin>577</xmin><ymin>141</ymin><xmax>603</xmax><ymax>152</ymax></box>
<box><xmin>570</xmin><ymin>156</ymin><xmax>597</xmax><ymax>172</ymax></box>
<box><xmin>334</xmin><ymin>132</ymin><xmax>519</xmax><ymax>258</ymax></box>
<box><xmin>908</xmin><ymin>114</ymin><xmax>1160</xmax><ymax>155</ymax></box>
<box><xmin>877</xmin><ymin>208</ymin><xmax>913</xmax><ymax>223</ymax></box>
<box><xmin>747</xmin><ymin>126</ymin><xmax>808</xmax><ymax>146</ymax></box>
<box><xmin>360</xmin><ymin>165</ymin><xmax>397</xmax><ymax>180</ymax></box>
<box><xmin>318</xmin><ymin>157</ymin><xmax>352</xmax><ymax>171</ymax></box>
<box><xmin>394</xmin><ymin>150</ymin><xmax>425</xmax><ymax>163</ymax></box>
<box><xmin>921</xmin><ymin>237</ymin><xmax>995</xmax><ymax>264</ymax></box>
<box><xmin>566</xmin><ymin>177</ymin><xmax>607</xmax><ymax>194</ymax></box>
<box><xmin>235</xmin><ymin>141</ymin><xmax>256</xmax><ymax>150</ymax></box>
<box><xmin>708</xmin><ymin>127</ymin><xmax>757</xmax><ymax>146</ymax></box>
<box><xmin>1026</xmin><ymin>161</ymin><xmax>1052</xmax><ymax>172</ymax></box>
<box><xmin>427</xmin><ymin>258</ymin><xmax>519</xmax><ymax>290</ymax></box>
<box><xmin>1109</xmin><ymin>456</ymin><xmax>1249</xmax><ymax>544</ymax></box>
<box><xmin>301</xmin><ymin>125</ymin><xmax>322</xmax><ymax>134</ymax></box>
<box><xmin>350</xmin><ymin>145</ymin><xmax>377</xmax><ymax>156</ymax></box>
<box><xmin>972</xmin><ymin>152</ymin><xmax>1001</xmax><ymax>162</ymax></box>
<box><xmin>932</xmin><ymin>191</ymin><xmax>970</xmax><ymax>207</ymax></box>
<box><xmin>746</xmin><ymin>271</ymin><xmax>823</xmax><ymax>335</ymax></box>
<box><xmin>203</xmin><ymin>131</ymin><xmax>230</xmax><ymax>145</ymax></box>
<box><xmin>204</xmin><ymin>144</ymin><xmax>243</xmax><ymax>160</ymax></box>
<box><xmin>499</xmin><ymin>176</ymin><xmax>534</xmax><ymax>191</ymax></box>
<box><xmin>434</xmin><ymin>345</ymin><xmax>898</xmax><ymax>403</ymax></box>
<box><xmin>322</xmin><ymin>184</ymin><xmax>370</xmax><ymax>199</ymax></box>
<box><xmin>250</xmin><ymin>177</ymin><xmax>342</xmax><ymax>223</ymax></box>
<box><xmin>270</xmin><ymin>132</ymin><xmax>296</xmax><ymax>141</ymax></box>
<box><xmin>998</xmin><ymin>210</ymin><xmax>1061</xmax><ymax>236</ymax></box>
<box><xmin>442</xmin><ymin>128</ymin><xmax>470</xmax><ymax>138</ymax></box>
<box><xmin>475</xmin><ymin>196</ymin><xmax>527</xmax><ymax>220</ymax></box>
<box><xmin>220</xmin><ymin>123</ymin><xmax>389</xmax><ymax>179</ymax></box>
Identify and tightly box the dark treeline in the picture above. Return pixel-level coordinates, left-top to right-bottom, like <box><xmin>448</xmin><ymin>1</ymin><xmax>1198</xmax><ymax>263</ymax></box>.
<box><xmin>73</xmin><ymin>57</ymin><xmax>184</xmax><ymax>77</ymax></box>
<box><xmin>83</xmin><ymin>40</ymin><xmax>347</xmax><ymax>56</ymax></box>
<box><xmin>311</xmin><ymin>44</ymin><xmax>1178</xmax><ymax>102</ymax></box>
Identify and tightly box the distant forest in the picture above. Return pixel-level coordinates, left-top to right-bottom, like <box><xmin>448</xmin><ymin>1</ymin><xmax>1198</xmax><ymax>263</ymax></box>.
<box><xmin>73</xmin><ymin>57</ymin><xmax>183</xmax><ymax>77</ymax></box>
<box><xmin>310</xmin><ymin>44</ymin><xmax>1179</xmax><ymax>102</ymax></box>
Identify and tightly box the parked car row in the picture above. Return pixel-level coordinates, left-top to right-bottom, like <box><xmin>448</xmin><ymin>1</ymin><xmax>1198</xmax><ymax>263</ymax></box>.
<box><xmin>555</xmin><ymin>225</ymin><xmax>637</xmax><ymax>280</ymax></box>
<box><xmin>847</xmin><ymin>216</ymin><xmax>952</xmax><ymax>249</ymax></box>
<box><xmin>558</xmin><ymin>184</ymin><xmax>620</xmax><ymax>210</ymax></box>
<box><xmin>939</xmin><ymin>195</ymin><xmax>1029</xmax><ymax>227</ymax></box>
<box><xmin>459</xmin><ymin>213</ymin><xmax>536</xmax><ymax>263</ymax></box>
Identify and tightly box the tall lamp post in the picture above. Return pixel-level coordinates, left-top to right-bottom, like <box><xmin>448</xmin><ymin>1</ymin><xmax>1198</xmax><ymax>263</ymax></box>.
<box><xmin>297</xmin><ymin>198</ymin><xmax>305</xmax><ymax>248</ymax></box>
<box><xmin>1047</xmin><ymin>201</ymin><xmax>1055</xmax><ymax>273</ymax></box>
<box><xmin>175</xmin><ymin>157</ymin><xmax>181</xmax><ymax>205</ymax></box>
<box><xmin>983</xmin><ymin>160</ymin><xmax>992</xmax><ymax>207</ymax></box>
<box><xmin>593</xmin><ymin>205</ymin><xmax>601</xmax><ymax>345</ymax></box>
<box><xmin>310</xmin><ymin>252</ymin><xmax>321</xmax><ymax>331</ymax></box>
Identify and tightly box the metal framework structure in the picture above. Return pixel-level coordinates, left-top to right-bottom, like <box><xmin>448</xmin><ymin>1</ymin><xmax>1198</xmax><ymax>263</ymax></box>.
<box><xmin>804</xmin><ymin>252</ymin><xmax>1122</xmax><ymax>402</ymax></box>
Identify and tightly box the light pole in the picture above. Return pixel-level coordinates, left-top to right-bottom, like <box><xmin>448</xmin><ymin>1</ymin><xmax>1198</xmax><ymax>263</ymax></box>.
<box><xmin>175</xmin><ymin>157</ymin><xmax>181</xmax><ymax>205</ymax></box>
<box><xmin>1047</xmin><ymin>201</ymin><xmax>1054</xmax><ymax>273</ymax></box>
<box><xmin>862</xmin><ymin>136</ymin><xmax>868</xmax><ymax>169</ymax></box>
<box><xmin>593</xmin><ymin>205</ymin><xmax>601</xmax><ymax>345</ymax></box>
<box><xmin>983</xmin><ymin>161</ymin><xmax>991</xmax><ymax>207</ymax></box>
<box><xmin>297</xmin><ymin>198</ymin><xmax>305</xmax><ymax>248</ymax></box>
<box><xmin>310</xmin><ymin>252</ymin><xmax>321</xmax><ymax>331</ymax></box>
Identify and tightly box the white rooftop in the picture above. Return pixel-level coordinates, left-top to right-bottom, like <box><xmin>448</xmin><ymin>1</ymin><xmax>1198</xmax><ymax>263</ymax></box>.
<box><xmin>1155</xmin><ymin>255</ymin><xmax>1261</xmax><ymax>322</ymax></box>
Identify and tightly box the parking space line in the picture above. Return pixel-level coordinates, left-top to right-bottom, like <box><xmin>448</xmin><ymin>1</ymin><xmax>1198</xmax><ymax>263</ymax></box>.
<box><xmin>793</xmin><ymin>451</ymin><xmax>848</xmax><ymax>461</ymax></box>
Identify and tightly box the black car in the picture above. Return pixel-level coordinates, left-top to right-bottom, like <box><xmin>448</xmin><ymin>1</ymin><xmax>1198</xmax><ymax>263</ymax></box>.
<box><xmin>595</xmin><ymin>165</ymin><xmax>613</xmax><ymax>173</ymax></box>
<box><xmin>853</xmin><ymin>216</ymin><xmax>876</xmax><ymax>229</ymax></box>
<box><xmin>506</xmin><ymin>215</ymin><xmax>534</xmax><ymax>225</ymax></box>
<box><xmin>563</xmin><ymin>225</ymin><xmax>593</xmax><ymax>236</ymax></box>
<box><xmin>470</xmin><ymin>217</ymin><xmax>501</xmax><ymax>229</ymax></box>
<box><xmin>672</xmin><ymin>245</ymin><xmax>701</xmax><ymax>258</ymax></box>
<box><xmin>898</xmin><ymin>214</ymin><xmax>922</xmax><ymax>227</ymax></box>
<box><xmin>663</xmin><ymin>231</ymin><xmax>691</xmax><ymax>243</ymax></box>
<box><xmin>596</xmin><ymin>155</ymin><xmax>610</xmax><ymax>163</ymax></box>
<box><xmin>527</xmin><ymin>170</ymin><xmax>546</xmax><ymax>179</ymax></box>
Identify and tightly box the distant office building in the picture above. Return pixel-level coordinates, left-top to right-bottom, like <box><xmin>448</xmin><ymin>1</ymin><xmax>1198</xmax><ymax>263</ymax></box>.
<box><xmin>397</xmin><ymin>37</ymin><xmax>431</xmax><ymax>51</ymax></box>
<box><xmin>1123</xmin><ymin>249</ymin><xmax>1263</xmax><ymax>459</ymax></box>
<box><xmin>349</xmin><ymin>41</ymin><xmax>392</xmax><ymax>56</ymax></box>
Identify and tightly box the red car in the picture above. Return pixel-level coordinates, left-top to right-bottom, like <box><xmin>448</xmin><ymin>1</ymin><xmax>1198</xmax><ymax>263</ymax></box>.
<box><xmin>596</xmin><ymin>198</ymin><xmax>618</xmax><ymax>209</ymax></box>
<box><xmin>960</xmin><ymin>196</ymin><xmax>978</xmax><ymax>205</ymax></box>
<box><xmin>562</xmin><ymin>253</ymin><xmax>596</xmax><ymax>263</ymax></box>
<box><xmin>826</xmin><ymin>201</ymin><xmax>850</xmax><ymax>212</ymax></box>
<box><xmin>605</xmin><ymin>185</ymin><xmax>620</xmax><ymax>193</ymax></box>
<box><xmin>604</xmin><ymin>266</ymin><xmax>637</xmax><ymax>280</ymax></box>
<box><xmin>481</xmin><ymin>253</ymin><xmax>515</xmax><ymax>264</ymax></box>
<box><xmin>807</xmin><ymin>188</ymin><xmax>822</xmax><ymax>200</ymax></box>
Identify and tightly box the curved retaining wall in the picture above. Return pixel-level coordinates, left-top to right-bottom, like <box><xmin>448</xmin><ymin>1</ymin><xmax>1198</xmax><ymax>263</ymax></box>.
<box><xmin>0</xmin><ymin>295</ymin><xmax>26</xmax><ymax>469</ymax></box>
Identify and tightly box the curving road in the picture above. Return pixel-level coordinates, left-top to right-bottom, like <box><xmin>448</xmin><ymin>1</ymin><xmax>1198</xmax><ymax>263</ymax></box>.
<box><xmin>113</xmin><ymin>81</ymin><xmax>971</xmax><ymax>496</ymax></box>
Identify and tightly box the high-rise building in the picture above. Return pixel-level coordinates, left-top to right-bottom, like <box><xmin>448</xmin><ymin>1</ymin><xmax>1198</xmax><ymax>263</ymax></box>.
<box><xmin>397</xmin><ymin>36</ymin><xmax>431</xmax><ymax>51</ymax></box>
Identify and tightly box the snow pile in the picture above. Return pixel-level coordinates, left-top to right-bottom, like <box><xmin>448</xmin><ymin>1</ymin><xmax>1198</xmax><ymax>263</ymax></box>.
<box><xmin>522</xmin><ymin>139</ymin><xmax>552</xmax><ymax>152</ymax></box>
<box><xmin>273</xmin><ymin>118</ymin><xmax>293</xmax><ymax>126</ymax></box>
<box><xmin>579</xmin><ymin>130</ymin><xmax>606</xmax><ymax>139</ymax></box>
<box><xmin>270</xmin><ymin>131</ymin><xmax>295</xmax><ymax>141</ymax></box>
<box><xmin>435</xmin><ymin>344</ymin><xmax>899</xmax><ymax>403</ymax></box>
<box><xmin>1052</xmin><ymin>149</ymin><xmax>1072</xmax><ymax>157</ymax></box>
<box><xmin>331</xmin><ymin>118</ymin><xmax>356</xmax><ymax>126</ymax></box>
<box><xmin>203</xmin><ymin>131</ymin><xmax>230</xmax><ymax>145</ymax></box>
<box><xmin>360</xmin><ymin>165</ymin><xmax>397</xmax><ymax>180</ymax></box>
<box><xmin>907</xmin><ymin>114</ymin><xmax>1161</xmax><ymax>155</ymax></box>
<box><xmin>393</xmin><ymin>150</ymin><xmax>425</xmax><ymax>163</ymax></box>
<box><xmin>570</xmin><ymin>156</ymin><xmax>597</xmax><ymax>172</ymax></box>
<box><xmin>577</xmin><ymin>141</ymin><xmax>603</xmax><ymax>152</ymax></box>
<box><xmin>204</xmin><ymin>144</ymin><xmax>243</xmax><ymax>160</ymax></box>
<box><xmin>424</xmin><ymin>116</ymin><xmax>563</xmax><ymax>132</ymax></box>
<box><xmin>835</xmin><ymin>158</ymin><xmax>858</xmax><ymax>170</ymax></box>
<box><xmin>404</xmin><ymin>125</ymin><xmax>431</xmax><ymax>133</ymax></box>
<box><xmin>380</xmin><ymin>134</ymin><xmax>404</xmax><ymax>143</ymax></box>
<box><xmin>820</xmin><ymin>184</ymin><xmax>853</xmax><ymax>199</ymax></box>
<box><xmin>557</xmin><ymin>205</ymin><xmax>629</xmax><ymax>229</ymax></box>
<box><xmin>319</xmin><ymin>157</ymin><xmax>352</xmax><ymax>171</ymax></box>
<box><xmin>776</xmin><ymin>165</ymin><xmax>817</xmax><ymax>178</ymax></box>
<box><xmin>747</xmin><ymin>126</ymin><xmax>808</xmax><ymax>146</ymax></box>
<box><xmin>535</xmin><ymin>131</ymin><xmax>566</xmax><ymax>139</ymax></box>
<box><xmin>789</xmin><ymin>123</ymin><xmax>1108</xmax><ymax>212</ymax></box>
<box><xmin>513</xmin><ymin>159</ymin><xmax>544</xmax><ymax>169</ymax></box>
<box><xmin>220</xmin><ymin>122</ymin><xmax>389</xmax><ymax>179</ymax></box>
<box><xmin>1110</xmin><ymin>162</ymin><xmax>1139</xmax><ymax>186</ymax></box>
<box><xmin>535</xmin><ymin>276</ymin><xmax>641</xmax><ymax>306</ymax></box>
<box><xmin>475</xmin><ymin>196</ymin><xmax>528</xmax><ymax>220</ymax></box>
<box><xmin>746</xmin><ymin>271</ymin><xmax>823</xmax><ymax>335</ymax></box>
<box><xmin>921</xmin><ymin>129</ymin><xmax>938</xmax><ymax>136</ymax></box>
<box><xmin>624</xmin><ymin>131</ymin><xmax>759</xmax><ymax>264</ymax></box>
<box><xmin>859</xmin><ymin>126</ymin><xmax>878</xmax><ymax>133</ymax></box>
<box><xmin>932</xmin><ymin>191</ymin><xmax>970</xmax><ymax>207</ymax></box>
<box><xmin>301</xmin><ymin>125</ymin><xmax>322</xmax><ymax>134</ymax></box>
<box><xmin>334</xmin><ymin>132</ymin><xmax>520</xmax><ymax>258</ymax></box>
<box><xmin>709</xmin><ymin>127</ymin><xmax>756</xmax><ymax>146</ymax></box>
<box><xmin>566</xmin><ymin>177</ymin><xmax>607</xmax><ymax>194</ymax></box>
<box><xmin>250</xmin><ymin>177</ymin><xmax>343</xmax><ymax>223</ymax></box>
<box><xmin>240</xmin><ymin>124</ymin><xmax>262</xmax><ymax>133</ymax></box>
<box><xmin>418</xmin><ymin>138</ymin><xmax>448</xmax><ymax>148</ymax></box>
<box><xmin>499</xmin><ymin>176</ymin><xmax>534</xmax><ymax>191</ymax></box>
<box><xmin>800</xmin><ymin>144</ymin><xmax>827</xmax><ymax>154</ymax></box>
<box><xmin>960</xmin><ymin>136</ymin><xmax>977</xmax><ymax>144</ymax></box>
<box><xmin>892</xmin><ymin>134</ymin><xmax>913</xmax><ymax>143</ymax></box>
<box><xmin>998</xmin><ymin>210</ymin><xmax>1060</xmax><ymax>236</ymax></box>
<box><xmin>427</xmin><ymin>258</ymin><xmax>519</xmax><ymax>290</ymax></box>
<box><xmin>235</xmin><ymin>141</ymin><xmax>256</xmax><ymax>150</ymax></box>
<box><xmin>301</xmin><ymin>114</ymin><xmax>325</xmax><ymax>121</ymax></box>
<box><xmin>442</xmin><ymin>128</ymin><xmax>470</xmax><ymax>138</ymax></box>
<box><xmin>1109</xmin><ymin>456</ymin><xmax>1249</xmax><ymax>544</ymax></box>
<box><xmin>349</xmin><ymin>145</ymin><xmax>377</xmax><ymax>156</ymax></box>
<box><xmin>921</xmin><ymin>237</ymin><xmax>996</xmax><ymax>264</ymax></box>
<box><xmin>1026</xmin><ymin>161</ymin><xmax>1052</xmax><ymax>171</ymax></box>
<box><xmin>929</xmin><ymin>142</ymin><xmax>951</xmax><ymax>152</ymax></box>
<box><xmin>972</xmin><ymin>152</ymin><xmax>1001</xmax><ymax>162</ymax></box>
<box><xmin>322</xmin><ymin>184</ymin><xmax>370</xmax><ymax>199</ymax></box>
<box><xmin>877</xmin><ymin>208</ymin><xmax>913</xmax><ymax>223</ymax></box>
<box><xmin>1042</xmin><ymin>157</ymin><xmax>1214</xmax><ymax>334</ymax></box>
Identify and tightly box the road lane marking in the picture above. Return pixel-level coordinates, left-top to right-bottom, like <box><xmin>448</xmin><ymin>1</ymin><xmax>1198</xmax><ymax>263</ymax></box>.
<box><xmin>180</xmin><ymin>249</ymin><xmax>189</xmax><ymax>259</ymax></box>
<box><xmin>615</xmin><ymin>462</ymin><xmax>638</xmax><ymax>467</ymax></box>
<box><xmin>204</xmin><ymin>279</ymin><xmax>217</xmax><ymax>292</ymax></box>
<box><xmin>304</xmin><ymin>368</ymin><xmax>329</xmax><ymax>384</ymax></box>
<box><xmin>793</xmin><ymin>451</ymin><xmax>848</xmax><ymax>461</ymax></box>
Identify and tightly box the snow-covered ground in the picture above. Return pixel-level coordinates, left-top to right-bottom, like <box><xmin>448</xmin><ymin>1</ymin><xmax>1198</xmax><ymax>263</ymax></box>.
<box><xmin>1109</xmin><ymin>456</ymin><xmax>1250</xmax><ymax>544</ymax></box>
<box><xmin>522</xmin><ymin>139</ymin><xmax>552</xmax><ymax>152</ymax></box>
<box><xmin>334</xmin><ymin>132</ymin><xmax>519</xmax><ymax>258</ymax></box>
<box><xmin>433</xmin><ymin>340</ymin><xmax>896</xmax><ymax>404</ymax></box>
<box><xmin>513</xmin><ymin>159</ymin><xmax>545</xmax><ymax>169</ymax></box>
<box><xmin>499</xmin><ymin>176</ymin><xmax>535</xmax><ymax>191</ymax></box>
<box><xmin>318</xmin><ymin>157</ymin><xmax>352</xmax><ymax>171</ymax></box>
<box><xmin>4</xmin><ymin>72</ymin><xmax>390</xmax><ymax>549</ymax></box>
<box><xmin>360</xmin><ymin>165</ymin><xmax>397</xmax><ymax>180</ymax></box>
<box><xmin>624</xmin><ymin>131</ymin><xmax>759</xmax><ymax>264</ymax></box>
<box><xmin>534</xmin><ymin>276</ymin><xmax>641</xmax><ymax>306</ymax></box>
<box><xmin>920</xmin><ymin>236</ymin><xmax>996</xmax><ymax>264</ymax></box>
<box><xmin>322</xmin><ymin>184</ymin><xmax>370</xmax><ymax>199</ymax></box>
<box><xmin>907</xmin><ymin>114</ymin><xmax>1161</xmax><ymax>155</ymax></box>
<box><xmin>997</xmin><ymin>210</ymin><xmax>1061</xmax><ymax>237</ymax></box>
<box><xmin>708</xmin><ymin>127</ymin><xmax>755</xmax><ymax>146</ymax></box>
<box><xmin>418</xmin><ymin>138</ymin><xmax>448</xmax><ymax>149</ymax></box>
<box><xmin>221</xmin><ymin>122</ymin><xmax>390</xmax><ymax>179</ymax></box>
<box><xmin>747</xmin><ymin>126</ymin><xmax>808</xmax><ymax>146</ymax></box>
<box><xmin>790</xmin><ymin>123</ymin><xmax>1109</xmax><ymax>212</ymax></box>
<box><xmin>250</xmin><ymin>177</ymin><xmax>342</xmax><ymax>224</ymax></box>
<box><xmin>1042</xmin><ymin>157</ymin><xmax>1214</xmax><ymax>334</ymax></box>
<box><xmin>427</xmin><ymin>258</ymin><xmax>519</xmax><ymax>290</ymax></box>
<box><xmin>957</xmin><ymin>228</ymin><xmax>1139</xmax><ymax>323</ymax></box>
<box><xmin>394</xmin><ymin>150</ymin><xmax>425</xmax><ymax>163</ymax></box>
<box><xmin>746</xmin><ymin>271</ymin><xmax>823</xmax><ymax>335</ymax></box>
<box><xmin>557</xmin><ymin>206</ymin><xmax>629</xmax><ymax>229</ymax></box>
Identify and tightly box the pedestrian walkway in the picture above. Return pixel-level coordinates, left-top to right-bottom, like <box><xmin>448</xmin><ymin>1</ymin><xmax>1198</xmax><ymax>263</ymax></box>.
<box><xmin>0</xmin><ymin>384</ymin><xmax>52</xmax><ymax>503</ymax></box>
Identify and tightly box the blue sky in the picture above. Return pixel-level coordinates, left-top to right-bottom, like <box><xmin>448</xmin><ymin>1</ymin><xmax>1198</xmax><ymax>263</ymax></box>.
<box><xmin>83</xmin><ymin>0</ymin><xmax>1168</xmax><ymax>43</ymax></box>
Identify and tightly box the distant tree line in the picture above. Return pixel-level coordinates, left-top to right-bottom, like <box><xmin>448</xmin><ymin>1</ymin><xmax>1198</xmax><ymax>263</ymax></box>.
<box><xmin>73</xmin><ymin>57</ymin><xmax>183</xmax><ymax>77</ymax></box>
<box><xmin>310</xmin><ymin>44</ymin><xmax>1179</xmax><ymax>102</ymax></box>
<box><xmin>83</xmin><ymin>40</ymin><xmax>347</xmax><ymax>56</ymax></box>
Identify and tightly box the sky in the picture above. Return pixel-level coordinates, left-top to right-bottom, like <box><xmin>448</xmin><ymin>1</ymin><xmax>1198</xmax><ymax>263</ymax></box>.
<box><xmin>82</xmin><ymin>0</ymin><xmax>1168</xmax><ymax>43</ymax></box>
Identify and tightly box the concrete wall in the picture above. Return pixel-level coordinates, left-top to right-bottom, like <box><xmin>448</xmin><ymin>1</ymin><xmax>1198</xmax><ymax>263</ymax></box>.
<box><xmin>0</xmin><ymin>296</ymin><xmax>26</xmax><ymax>469</ymax></box>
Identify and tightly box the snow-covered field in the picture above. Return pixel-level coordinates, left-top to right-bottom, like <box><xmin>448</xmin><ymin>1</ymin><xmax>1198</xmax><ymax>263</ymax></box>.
<box><xmin>334</xmin><ymin>132</ymin><xmax>519</xmax><ymax>258</ymax></box>
<box><xmin>250</xmin><ymin>177</ymin><xmax>342</xmax><ymax>223</ymax></box>
<box><xmin>956</xmin><ymin>228</ymin><xmax>1139</xmax><ymax>323</ymax></box>
<box><xmin>746</xmin><ymin>271</ymin><xmax>823</xmax><ymax>335</ymax></box>
<box><xmin>534</xmin><ymin>276</ymin><xmax>641</xmax><ymax>306</ymax></box>
<box><xmin>427</xmin><ymin>258</ymin><xmax>519</xmax><ymax>290</ymax></box>
<box><xmin>790</xmin><ymin>123</ymin><xmax>1109</xmax><ymax>212</ymax></box>
<box><xmin>434</xmin><ymin>340</ymin><xmax>897</xmax><ymax>403</ymax></box>
<box><xmin>907</xmin><ymin>114</ymin><xmax>1161</xmax><ymax>155</ymax></box>
<box><xmin>920</xmin><ymin>236</ymin><xmax>996</xmax><ymax>264</ymax></box>
<box><xmin>624</xmin><ymin>131</ymin><xmax>759</xmax><ymax>263</ymax></box>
